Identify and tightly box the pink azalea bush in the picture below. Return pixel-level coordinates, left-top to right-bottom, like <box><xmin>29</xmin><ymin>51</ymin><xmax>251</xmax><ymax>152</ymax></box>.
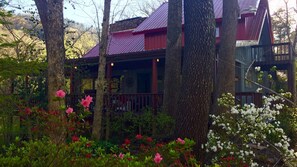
<box><xmin>10</xmin><ymin>90</ymin><xmax>200</xmax><ymax>166</ymax></box>
<box><xmin>0</xmin><ymin>135</ymin><xmax>199</xmax><ymax>166</ymax></box>
<box><xmin>19</xmin><ymin>90</ymin><xmax>93</xmax><ymax>141</ymax></box>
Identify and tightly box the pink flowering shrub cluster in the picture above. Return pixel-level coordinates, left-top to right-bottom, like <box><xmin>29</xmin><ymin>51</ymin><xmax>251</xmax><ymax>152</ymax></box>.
<box><xmin>3</xmin><ymin>90</ymin><xmax>200</xmax><ymax>166</ymax></box>
<box><xmin>19</xmin><ymin>90</ymin><xmax>92</xmax><ymax>140</ymax></box>
<box><xmin>115</xmin><ymin>134</ymin><xmax>198</xmax><ymax>166</ymax></box>
<box><xmin>0</xmin><ymin>134</ymin><xmax>198</xmax><ymax>166</ymax></box>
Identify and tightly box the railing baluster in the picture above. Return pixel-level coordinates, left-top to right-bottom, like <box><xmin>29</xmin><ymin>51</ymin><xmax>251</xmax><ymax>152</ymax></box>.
<box><xmin>252</xmin><ymin>43</ymin><xmax>291</xmax><ymax>63</ymax></box>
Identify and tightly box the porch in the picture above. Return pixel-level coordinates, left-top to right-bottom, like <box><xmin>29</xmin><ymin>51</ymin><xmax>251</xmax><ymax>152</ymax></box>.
<box><xmin>252</xmin><ymin>42</ymin><xmax>294</xmax><ymax>64</ymax></box>
<box><xmin>65</xmin><ymin>42</ymin><xmax>294</xmax><ymax>111</ymax></box>
<box><xmin>251</xmin><ymin>42</ymin><xmax>296</xmax><ymax>100</ymax></box>
<box><xmin>66</xmin><ymin>92</ymin><xmax>263</xmax><ymax>112</ymax></box>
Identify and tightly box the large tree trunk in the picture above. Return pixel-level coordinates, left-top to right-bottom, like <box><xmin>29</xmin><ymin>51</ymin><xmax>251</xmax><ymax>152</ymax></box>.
<box><xmin>163</xmin><ymin>0</ymin><xmax>182</xmax><ymax>119</ymax></box>
<box><xmin>216</xmin><ymin>0</ymin><xmax>239</xmax><ymax>97</ymax></box>
<box><xmin>176</xmin><ymin>0</ymin><xmax>215</xmax><ymax>162</ymax></box>
<box><xmin>213</xmin><ymin>0</ymin><xmax>239</xmax><ymax>114</ymax></box>
<box><xmin>92</xmin><ymin>0</ymin><xmax>111</xmax><ymax>141</ymax></box>
<box><xmin>34</xmin><ymin>0</ymin><xmax>65</xmax><ymax>142</ymax></box>
<box><xmin>34</xmin><ymin>0</ymin><xmax>65</xmax><ymax>111</ymax></box>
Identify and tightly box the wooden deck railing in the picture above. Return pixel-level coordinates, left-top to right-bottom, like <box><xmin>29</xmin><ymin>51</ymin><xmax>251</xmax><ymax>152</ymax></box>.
<box><xmin>251</xmin><ymin>43</ymin><xmax>293</xmax><ymax>63</ymax></box>
<box><xmin>66</xmin><ymin>92</ymin><xmax>262</xmax><ymax>112</ymax></box>
<box><xmin>235</xmin><ymin>92</ymin><xmax>262</xmax><ymax>107</ymax></box>
<box><xmin>104</xmin><ymin>93</ymin><xmax>163</xmax><ymax>112</ymax></box>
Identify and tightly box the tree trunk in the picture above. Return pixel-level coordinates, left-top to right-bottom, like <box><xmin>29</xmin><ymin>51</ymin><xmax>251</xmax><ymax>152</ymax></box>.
<box><xmin>216</xmin><ymin>0</ymin><xmax>239</xmax><ymax>96</ymax></box>
<box><xmin>176</xmin><ymin>0</ymin><xmax>215</xmax><ymax>162</ymax></box>
<box><xmin>34</xmin><ymin>0</ymin><xmax>65</xmax><ymax>142</ymax></box>
<box><xmin>213</xmin><ymin>0</ymin><xmax>239</xmax><ymax>114</ymax></box>
<box><xmin>163</xmin><ymin>0</ymin><xmax>182</xmax><ymax>119</ymax></box>
<box><xmin>34</xmin><ymin>0</ymin><xmax>65</xmax><ymax>111</ymax></box>
<box><xmin>92</xmin><ymin>0</ymin><xmax>111</xmax><ymax>141</ymax></box>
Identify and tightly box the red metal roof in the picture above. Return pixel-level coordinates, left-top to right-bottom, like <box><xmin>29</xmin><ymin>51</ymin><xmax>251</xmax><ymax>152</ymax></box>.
<box><xmin>133</xmin><ymin>0</ymin><xmax>260</xmax><ymax>34</ymax></box>
<box><xmin>246</xmin><ymin>0</ymin><xmax>269</xmax><ymax>41</ymax></box>
<box><xmin>84</xmin><ymin>0</ymin><xmax>270</xmax><ymax>58</ymax></box>
<box><xmin>83</xmin><ymin>30</ymin><xmax>144</xmax><ymax>58</ymax></box>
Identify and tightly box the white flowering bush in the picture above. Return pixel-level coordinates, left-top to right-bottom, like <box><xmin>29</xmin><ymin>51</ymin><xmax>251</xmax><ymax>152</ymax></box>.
<box><xmin>205</xmin><ymin>93</ymin><xmax>296</xmax><ymax>166</ymax></box>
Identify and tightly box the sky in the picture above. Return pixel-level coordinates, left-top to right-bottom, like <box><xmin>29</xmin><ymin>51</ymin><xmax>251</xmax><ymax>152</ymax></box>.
<box><xmin>7</xmin><ymin>0</ymin><xmax>297</xmax><ymax>28</ymax></box>
<box><xmin>8</xmin><ymin>0</ymin><xmax>163</xmax><ymax>27</ymax></box>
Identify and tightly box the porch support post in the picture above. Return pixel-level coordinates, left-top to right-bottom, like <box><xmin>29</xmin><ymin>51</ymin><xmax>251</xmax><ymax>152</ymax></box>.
<box><xmin>70</xmin><ymin>68</ymin><xmax>74</xmax><ymax>95</ymax></box>
<box><xmin>107</xmin><ymin>63</ymin><xmax>112</xmax><ymax>94</ymax></box>
<box><xmin>151</xmin><ymin>58</ymin><xmax>158</xmax><ymax>137</ymax></box>
<box><xmin>152</xmin><ymin>59</ymin><xmax>158</xmax><ymax>94</ymax></box>
<box><xmin>288</xmin><ymin>63</ymin><xmax>296</xmax><ymax>102</ymax></box>
<box><xmin>105</xmin><ymin>63</ymin><xmax>113</xmax><ymax>141</ymax></box>
<box><xmin>70</xmin><ymin>66</ymin><xmax>82</xmax><ymax>109</ymax></box>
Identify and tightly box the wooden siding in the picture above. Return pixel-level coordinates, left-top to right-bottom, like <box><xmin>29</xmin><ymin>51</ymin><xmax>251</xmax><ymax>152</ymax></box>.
<box><xmin>144</xmin><ymin>21</ymin><xmax>247</xmax><ymax>51</ymax></box>
<box><xmin>145</xmin><ymin>32</ymin><xmax>185</xmax><ymax>51</ymax></box>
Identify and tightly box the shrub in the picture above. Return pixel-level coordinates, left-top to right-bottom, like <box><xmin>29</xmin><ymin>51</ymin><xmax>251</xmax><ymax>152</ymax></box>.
<box><xmin>109</xmin><ymin>108</ymin><xmax>174</xmax><ymax>142</ymax></box>
<box><xmin>0</xmin><ymin>136</ymin><xmax>199</xmax><ymax>167</ymax></box>
<box><xmin>205</xmin><ymin>93</ymin><xmax>297</xmax><ymax>166</ymax></box>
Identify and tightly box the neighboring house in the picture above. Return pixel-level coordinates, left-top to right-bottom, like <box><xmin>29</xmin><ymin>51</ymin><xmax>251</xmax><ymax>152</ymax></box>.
<box><xmin>67</xmin><ymin>0</ymin><xmax>295</xmax><ymax>111</ymax></box>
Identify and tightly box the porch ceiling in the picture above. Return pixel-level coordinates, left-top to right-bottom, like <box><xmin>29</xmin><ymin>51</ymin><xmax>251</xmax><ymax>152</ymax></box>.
<box><xmin>66</xmin><ymin>49</ymin><xmax>166</xmax><ymax>66</ymax></box>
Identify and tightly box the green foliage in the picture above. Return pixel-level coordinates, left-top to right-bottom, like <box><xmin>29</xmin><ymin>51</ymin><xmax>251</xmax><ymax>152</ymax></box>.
<box><xmin>206</xmin><ymin>94</ymin><xmax>297</xmax><ymax>166</ymax></box>
<box><xmin>0</xmin><ymin>137</ymin><xmax>199</xmax><ymax>167</ymax></box>
<box><xmin>0</xmin><ymin>58</ymin><xmax>46</xmax><ymax>79</ymax></box>
<box><xmin>277</xmin><ymin>106</ymin><xmax>297</xmax><ymax>148</ymax></box>
<box><xmin>271</xmin><ymin>8</ymin><xmax>295</xmax><ymax>43</ymax></box>
<box><xmin>110</xmin><ymin>109</ymin><xmax>175</xmax><ymax>141</ymax></box>
<box><xmin>0</xmin><ymin>95</ymin><xmax>20</xmax><ymax>116</ymax></box>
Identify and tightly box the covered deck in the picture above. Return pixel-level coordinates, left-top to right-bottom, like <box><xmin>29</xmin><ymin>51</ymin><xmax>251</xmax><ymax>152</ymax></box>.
<box><xmin>66</xmin><ymin>92</ymin><xmax>263</xmax><ymax>113</ymax></box>
<box><xmin>65</xmin><ymin>42</ymin><xmax>295</xmax><ymax>112</ymax></box>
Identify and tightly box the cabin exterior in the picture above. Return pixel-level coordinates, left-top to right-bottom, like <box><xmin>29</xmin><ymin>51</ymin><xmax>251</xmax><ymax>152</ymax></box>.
<box><xmin>66</xmin><ymin>0</ymin><xmax>296</xmax><ymax>111</ymax></box>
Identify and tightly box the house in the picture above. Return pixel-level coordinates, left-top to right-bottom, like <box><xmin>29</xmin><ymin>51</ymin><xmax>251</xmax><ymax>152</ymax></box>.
<box><xmin>66</xmin><ymin>0</ymin><xmax>296</xmax><ymax>111</ymax></box>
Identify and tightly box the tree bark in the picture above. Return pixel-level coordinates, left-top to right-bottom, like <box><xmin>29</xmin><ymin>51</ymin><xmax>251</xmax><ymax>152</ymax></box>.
<box><xmin>176</xmin><ymin>0</ymin><xmax>215</xmax><ymax>162</ymax></box>
<box><xmin>213</xmin><ymin>0</ymin><xmax>239</xmax><ymax>114</ymax></box>
<box><xmin>216</xmin><ymin>0</ymin><xmax>239</xmax><ymax>97</ymax></box>
<box><xmin>163</xmin><ymin>0</ymin><xmax>182</xmax><ymax>119</ymax></box>
<box><xmin>92</xmin><ymin>0</ymin><xmax>111</xmax><ymax>141</ymax></box>
<box><xmin>34</xmin><ymin>0</ymin><xmax>65</xmax><ymax>142</ymax></box>
<box><xmin>34</xmin><ymin>0</ymin><xmax>65</xmax><ymax>111</ymax></box>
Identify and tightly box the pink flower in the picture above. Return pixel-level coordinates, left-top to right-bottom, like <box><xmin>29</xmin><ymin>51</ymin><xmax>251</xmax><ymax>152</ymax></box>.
<box><xmin>66</xmin><ymin>107</ymin><xmax>73</xmax><ymax>115</ymax></box>
<box><xmin>72</xmin><ymin>135</ymin><xmax>79</xmax><ymax>142</ymax></box>
<box><xmin>24</xmin><ymin>108</ymin><xmax>32</xmax><ymax>115</ymax></box>
<box><xmin>118</xmin><ymin>153</ymin><xmax>124</xmax><ymax>159</ymax></box>
<box><xmin>154</xmin><ymin>153</ymin><xmax>163</xmax><ymax>164</ymax></box>
<box><xmin>81</xmin><ymin>99</ymin><xmax>91</xmax><ymax>108</ymax></box>
<box><xmin>80</xmin><ymin>95</ymin><xmax>93</xmax><ymax>108</ymax></box>
<box><xmin>176</xmin><ymin>138</ymin><xmax>185</xmax><ymax>144</ymax></box>
<box><xmin>86</xmin><ymin>142</ymin><xmax>91</xmax><ymax>148</ymax></box>
<box><xmin>135</xmin><ymin>134</ymin><xmax>142</xmax><ymax>140</ymax></box>
<box><xmin>85</xmin><ymin>153</ymin><xmax>92</xmax><ymax>158</ymax></box>
<box><xmin>146</xmin><ymin>137</ymin><xmax>153</xmax><ymax>143</ymax></box>
<box><xmin>85</xmin><ymin>95</ymin><xmax>93</xmax><ymax>103</ymax></box>
<box><xmin>55</xmin><ymin>90</ymin><xmax>66</xmax><ymax>98</ymax></box>
<box><xmin>124</xmin><ymin>138</ymin><xmax>131</xmax><ymax>145</ymax></box>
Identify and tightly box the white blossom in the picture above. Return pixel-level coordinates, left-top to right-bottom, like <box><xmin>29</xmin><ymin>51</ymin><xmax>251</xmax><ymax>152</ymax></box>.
<box><xmin>255</xmin><ymin>66</ymin><xmax>261</xmax><ymax>71</ymax></box>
